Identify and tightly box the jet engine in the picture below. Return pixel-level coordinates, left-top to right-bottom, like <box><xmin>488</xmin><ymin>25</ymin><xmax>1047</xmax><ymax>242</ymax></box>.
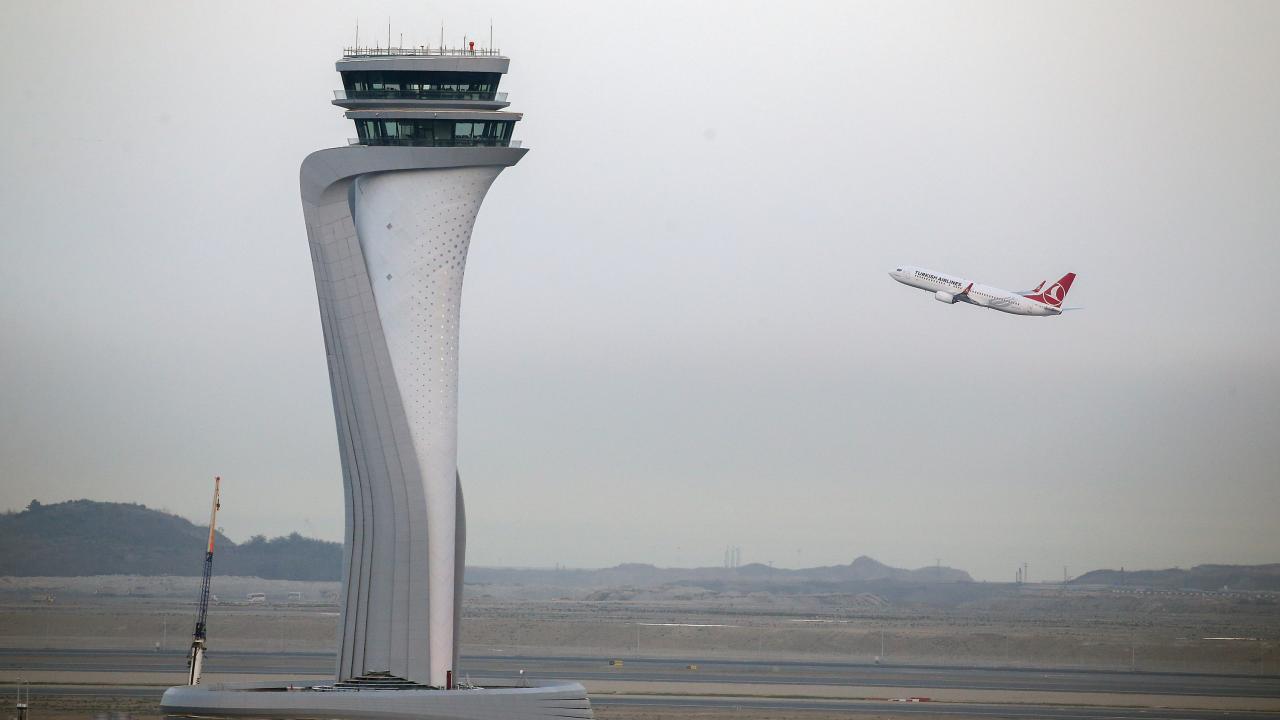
<box><xmin>934</xmin><ymin>291</ymin><xmax>956</xmax><ymax>304</ymax></box>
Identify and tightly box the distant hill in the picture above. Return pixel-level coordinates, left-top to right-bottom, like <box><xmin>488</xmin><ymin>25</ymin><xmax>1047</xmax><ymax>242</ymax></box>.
<box><xmin>0</xmin><ymin>500</ymin><xmax>341</xmax><ymax>580</ymax></box>
<box><xmin>1071</xmin><ymin>564</ymin><xmax>1280</xmax><ymax>591</ymax></box>
<box><xmin>15</xmin><ymin>501</ymin><xmax>1274</xmax><ymax>595</ymax></box>
<box><xmin>467</xmin><ymin>555</ymin><xmax>972</xmax><ymax>589</ymax></box>
<box><xmin>0</xmin><ymin>500</ymin><xmax>974</xmax><ymax>587</ymax></box>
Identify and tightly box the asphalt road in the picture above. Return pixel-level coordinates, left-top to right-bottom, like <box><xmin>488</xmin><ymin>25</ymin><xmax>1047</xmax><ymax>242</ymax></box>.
<box><xmin>15</xmin><ymin>684</ymin><xmax>1280</xmax><ymax>720</ymax></box>
<box><xmin>595</xmin><ymin>695</ymin><xmax>1280</xmax><ymax>719</ymax></box>
<box><xmin>2</xmin><ymin>648</ymin><xmax>1277</xmax><ymax>698</ymax></box>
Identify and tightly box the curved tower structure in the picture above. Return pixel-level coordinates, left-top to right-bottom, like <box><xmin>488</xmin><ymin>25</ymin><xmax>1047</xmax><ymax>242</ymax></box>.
<box><xmin>163</xmin><ymin>43</ymin><xmax>591</xmax><ymax>718</ymax></box>
<box><xmin>301</xmin><ymin>47</ymin><xmax>522</xmax><ymax>689</ymax></box>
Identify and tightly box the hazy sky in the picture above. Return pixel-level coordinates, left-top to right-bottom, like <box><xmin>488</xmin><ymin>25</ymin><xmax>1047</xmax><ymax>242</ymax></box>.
<box><xmin>2</xmin><ymin>1</ymin><xmax>1277</xmax><ymax>581</ymax></box>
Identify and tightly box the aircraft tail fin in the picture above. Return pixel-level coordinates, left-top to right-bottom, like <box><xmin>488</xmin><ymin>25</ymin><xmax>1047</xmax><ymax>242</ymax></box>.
<box><xmin>1024</xmin><ymin>273</ymin><xmax>1076</xmax><ymax>308</ymax></box>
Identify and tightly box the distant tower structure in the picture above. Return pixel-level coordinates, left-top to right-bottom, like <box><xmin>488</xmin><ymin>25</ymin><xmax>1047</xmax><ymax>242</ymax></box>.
<box><xmin>724</xmin><ymin>546</ymin><xmax>742</xmax><ymax>568</ymax></box>
<box><xmin>300</xmin><ymin>42</ymin><xmax>525</xmax><ymax>689</ymax></box>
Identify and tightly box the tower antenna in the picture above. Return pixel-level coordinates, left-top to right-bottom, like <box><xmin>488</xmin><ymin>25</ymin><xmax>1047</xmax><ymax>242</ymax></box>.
<box><xmin>354</xmin><ymin>19</ymin><xmax>359</xmax><ymax>51</ymax></box>
<box><xmin>490</xmin><ymin>19</ymin><xmax>493</xmax><ymax>52</ymax></box>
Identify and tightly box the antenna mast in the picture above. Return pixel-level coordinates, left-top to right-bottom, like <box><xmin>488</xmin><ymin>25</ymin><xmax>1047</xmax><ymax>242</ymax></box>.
<box><xmin>186</xmin><ymin>477</ymin><xmax>221</xmax><ymax>685</ymax></box>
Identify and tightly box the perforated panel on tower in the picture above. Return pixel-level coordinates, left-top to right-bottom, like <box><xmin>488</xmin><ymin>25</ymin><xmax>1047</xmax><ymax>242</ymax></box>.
<box><xmin>352</xmin><ymin>166</ymin><xmax>502</xmax><ymax>684</ymax></box>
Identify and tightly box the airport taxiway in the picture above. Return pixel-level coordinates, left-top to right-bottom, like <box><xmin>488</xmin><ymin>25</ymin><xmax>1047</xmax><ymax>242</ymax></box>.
<box><xmin>2</xmin><ymin>648</ymin><xmax>1276</xmax><ymax>699</ymax></box>
<box><xmin>13</xmin><ymin>683</ymin><xmax>1280</xmax><ymax>720</ymax></box>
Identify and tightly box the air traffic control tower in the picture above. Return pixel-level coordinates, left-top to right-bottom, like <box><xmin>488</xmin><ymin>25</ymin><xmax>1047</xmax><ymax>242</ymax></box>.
<box><xmin>161</xmin><ymin>43</ymin><xmax>593</xmax><ymax>720</ymax></box>
<box><xmin>303</xmin><ymin>44</ymin><xmax>521</xmax><ymax>693</ymax></box>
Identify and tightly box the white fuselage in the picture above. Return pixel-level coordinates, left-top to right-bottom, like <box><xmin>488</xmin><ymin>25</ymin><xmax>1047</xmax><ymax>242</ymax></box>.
<box><xmin>889</xmin><ymin>266</ymin><xmax>1060</xmax><ymax>316</ymax></box>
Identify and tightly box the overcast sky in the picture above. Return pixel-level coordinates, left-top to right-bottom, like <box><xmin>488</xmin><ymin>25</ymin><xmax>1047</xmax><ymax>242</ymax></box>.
<box><xmin>2</xmin><ymin>1</ymin><xmax>1277</xmax><ymax>581</ymax></box>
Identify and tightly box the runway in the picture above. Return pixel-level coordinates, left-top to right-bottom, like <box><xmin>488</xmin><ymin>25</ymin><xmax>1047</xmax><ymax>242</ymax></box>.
<box><xmin>596</xmin><ymin>694</ymin><xmax>1280</xmax><ymax>718</ymax></box>
<box><xmin>14</xmin><ymin>683</ymin><xmax>1280</xmax><ymax>720</ymax></box>
<box><xmin>2</xmin><ymin>647</ymin><xmax>1277</xmax><ymax>698</ymax></box>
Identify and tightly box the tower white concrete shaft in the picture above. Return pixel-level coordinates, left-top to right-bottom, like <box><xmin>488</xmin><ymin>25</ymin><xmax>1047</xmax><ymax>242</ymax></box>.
<box><xmin>299</xmin><ymin>46</ymin><xmax>526</xmax><ymax>688</ymax></box>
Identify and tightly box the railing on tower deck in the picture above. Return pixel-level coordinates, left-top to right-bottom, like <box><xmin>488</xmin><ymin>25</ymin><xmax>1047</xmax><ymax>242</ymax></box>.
<box><xmin>342</xmin><ymin>45</ymin><xmax>503</xmax><ymax>58</ymax></box>
<box><xmin>335</xmin><ymin>90</ymin><xmax>508</xmax><ymax>102</ymax></box>
<box><xmin>347</xmin><ymin>137</ymin><xmax>522</xmax><ymax>148</ymax></box>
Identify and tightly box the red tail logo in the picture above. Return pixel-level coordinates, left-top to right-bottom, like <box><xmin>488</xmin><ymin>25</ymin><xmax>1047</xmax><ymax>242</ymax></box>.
<box><xmin>1026</xmin><ymin>273</ymin><xmax>1075</xmax><ymax>307</ymax></box>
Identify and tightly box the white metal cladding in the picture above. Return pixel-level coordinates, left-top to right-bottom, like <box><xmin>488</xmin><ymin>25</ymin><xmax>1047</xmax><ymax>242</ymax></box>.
<box><xmin>300</xmin><ymin>149</ymin><xmax>520</xmax><ymax>688</ymax></box>
<box><xmin>353</xmin><ymin>167</ymin><xmax>501</xmax><ymax>684</ymax></box>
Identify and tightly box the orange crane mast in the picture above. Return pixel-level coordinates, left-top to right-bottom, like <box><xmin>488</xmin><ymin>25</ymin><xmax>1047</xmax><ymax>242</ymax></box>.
<box><xmin>187</xmin><ymin>476</ymin><xmax>220</xmax><ymax>685</ymax></box>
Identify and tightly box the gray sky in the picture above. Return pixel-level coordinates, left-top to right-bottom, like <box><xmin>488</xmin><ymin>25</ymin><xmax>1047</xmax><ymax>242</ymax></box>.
<box><xmin>2</xmin><ymin>1</ymin><xmax>1277</xmax><ymax>581</ymax></box>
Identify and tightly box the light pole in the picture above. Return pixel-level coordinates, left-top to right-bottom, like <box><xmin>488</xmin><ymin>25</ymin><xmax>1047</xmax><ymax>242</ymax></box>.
<box><xmin>15</xmin><ymin>677</ymin><xmax>29</xmax><ymax>720</ymax></box>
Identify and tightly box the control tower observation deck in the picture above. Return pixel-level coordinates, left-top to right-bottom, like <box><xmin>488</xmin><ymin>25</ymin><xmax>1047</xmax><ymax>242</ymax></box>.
<box><xmin>334</xmin><ymin>46</ymin><xmax>522</xmax><ymax>146</ymax></box>
<box><xmin>299</xmin><ymin>47</ymin><xmax>528</xmax><ymax>690</ymax></box>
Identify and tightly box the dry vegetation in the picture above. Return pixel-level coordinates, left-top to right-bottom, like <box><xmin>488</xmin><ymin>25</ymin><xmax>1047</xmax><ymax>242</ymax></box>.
<box><xmin>1</xmin><ymin>575</ymin><xmax>1276</xmax><ymax>675</ymax></box>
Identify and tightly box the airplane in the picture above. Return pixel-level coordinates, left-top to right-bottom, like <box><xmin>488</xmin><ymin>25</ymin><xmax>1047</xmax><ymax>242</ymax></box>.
<box><xmin>889</xmin><ymin>266</ymin><xmax>1078</xmax><ymax>316</ymax></box>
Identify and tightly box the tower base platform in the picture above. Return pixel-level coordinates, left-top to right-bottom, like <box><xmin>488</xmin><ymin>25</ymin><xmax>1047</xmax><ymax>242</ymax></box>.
<box><xmin>160</xmin><ymin>678</ymin><xmax>593</xmax><ymax>720</ymax></box>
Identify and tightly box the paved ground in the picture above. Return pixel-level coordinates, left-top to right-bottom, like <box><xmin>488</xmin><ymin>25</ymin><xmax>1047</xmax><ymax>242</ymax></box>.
<box><xmin>14</xmin><ymin>684</ymin><xmax>1280</xmax><ymax>720</ymax></box>
<box><xmin>595</xmin><ymin>694</ymin><xmax>1280</xmax><ymax>719</ymax></box>
<box><xmin>5</xmin><ymin>648</ymin><xmax>1280</xmax><ymax>718</ymax></box>
<box><xmin>3</xmin><ymin>647</ymin><xmax>1277</xmax><ymax>698</ymax></box>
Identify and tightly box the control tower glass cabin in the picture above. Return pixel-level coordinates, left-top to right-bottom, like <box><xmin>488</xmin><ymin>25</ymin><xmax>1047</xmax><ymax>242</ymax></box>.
<box><xmin>334</xmin><ymin>46</ymin><xmax>520</xmax><ymax>148</ymax></box>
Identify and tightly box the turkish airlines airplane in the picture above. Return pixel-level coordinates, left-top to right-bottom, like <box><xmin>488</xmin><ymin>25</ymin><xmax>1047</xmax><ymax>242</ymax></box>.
<box><xmin>890</xmin><ymin>266</ymin><xmax>1078</xmax><ymax>316</ymax></box>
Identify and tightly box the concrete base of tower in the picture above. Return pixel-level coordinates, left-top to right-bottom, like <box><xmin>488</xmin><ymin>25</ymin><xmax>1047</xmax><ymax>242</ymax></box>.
<box><xmin>160</xmin><ymin>679</ymin><xmax>593</xmax><ymax>720</ymax></box>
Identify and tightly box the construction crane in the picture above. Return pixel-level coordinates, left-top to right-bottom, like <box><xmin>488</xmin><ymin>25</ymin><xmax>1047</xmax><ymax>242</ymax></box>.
<box><xmin>187</xmin><ymin>476</ymin><xmax>221</xmax><ymax>685</ymax></box>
